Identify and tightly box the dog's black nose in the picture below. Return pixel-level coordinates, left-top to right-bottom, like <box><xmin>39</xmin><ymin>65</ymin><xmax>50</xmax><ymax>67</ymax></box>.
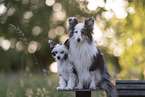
<box><xmin>57</xmin><ymin>56</ymin><xmax>60</xmax><ymax>60</ymax></box>
<box><xmin>77</xmin><ymin>38</ymin><xmax>81</xmax><ymax>42</ymax></box>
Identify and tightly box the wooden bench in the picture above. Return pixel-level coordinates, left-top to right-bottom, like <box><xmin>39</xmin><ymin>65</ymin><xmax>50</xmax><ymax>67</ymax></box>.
<box><xmin>116</xmin><ymin>80</ymin><xmax>145</xmax><ymax>97</ymax></box>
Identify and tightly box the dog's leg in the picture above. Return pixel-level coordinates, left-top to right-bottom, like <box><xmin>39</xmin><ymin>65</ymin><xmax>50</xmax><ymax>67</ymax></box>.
<box><xmin>89</xmin><ymin>74</ymin><xmax>96</xmax><ymax>89</ymax></box>
<box><xmin>57</xmin><ymin>76</ymin><xmax>66</xmax><ymax>90</ymax></box>
<box><xmin>89</xmin><ymin>70</ymin><xmax>101</xmax><ymax>89</ymax></box>
<box><xmin>75</xmin><ymin>75</ymin><xmax>83</xmax><ymax>89</ymax></box>
<box><xmin>75</xmin><ymin>81</ymin><xmax>83</xmax><ymax>89</ymax></box>
<box><xmin>65</xmin><ymin>75</ymin><xmax>76</xmax><ymax>90</ymax></box>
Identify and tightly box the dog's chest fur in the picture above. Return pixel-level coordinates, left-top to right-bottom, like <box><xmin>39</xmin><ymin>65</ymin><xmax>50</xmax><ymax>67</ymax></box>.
<box><xmin>69</xmin><ymin>39</ymin><xmax>98</xmax><ymax>82</ymax></box>
<box><xmin>57</xmin><ymin>59</ymin><xmax>74</xmax><ymax>81</ymax></box>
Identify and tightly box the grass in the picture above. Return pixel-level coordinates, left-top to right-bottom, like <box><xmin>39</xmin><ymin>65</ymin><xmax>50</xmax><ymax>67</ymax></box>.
<box><xmin>0</xmin><ymin>72</ymin><xmax>105</xmax><ymax>97</ymax></box>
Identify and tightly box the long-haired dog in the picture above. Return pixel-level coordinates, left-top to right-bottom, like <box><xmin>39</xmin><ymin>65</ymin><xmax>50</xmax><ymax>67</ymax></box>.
<box><xmin>49</xmin><ymin>40</ymin><xmax>76</xmax><ymax>90</ymax></box>
<box><xmin>68</xmin><ymin>17</ymin><xmax>118</xmax><ymax>97</ymax></box>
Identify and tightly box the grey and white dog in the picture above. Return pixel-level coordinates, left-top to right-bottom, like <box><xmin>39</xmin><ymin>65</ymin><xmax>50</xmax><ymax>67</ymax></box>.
<box><xmin>49</xmin><ymin>40</ymin><xmax>76</xmax><ymax>90</ymax></box>
<box><xmin>68</xmin><ymin>17</ymin><xmax>118</xmax><ymax>97</ymax></box>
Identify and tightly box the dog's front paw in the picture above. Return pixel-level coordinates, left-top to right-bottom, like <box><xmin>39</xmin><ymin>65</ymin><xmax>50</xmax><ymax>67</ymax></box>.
<box><xmin>89</xmin><ymin>85</ymin><xmax>97</xmax><ymax>90</ymax></box>
<box><xmin>65</xmin><ymin>87</ymin><xmax>73</xmax><ymax>90</ymax></box>
<box><xmin>75</xmin><ymin>86</ymin><xmax>83</xmax><ymax>90</ymax></box>
<box><xmin>57</xmin><ymin>87</ymin><xmax>64</xmax><ymax>90</ymax></box>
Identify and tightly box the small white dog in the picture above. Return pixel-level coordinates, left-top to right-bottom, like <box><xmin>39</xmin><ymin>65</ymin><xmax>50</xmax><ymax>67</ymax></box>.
<box><xmin>68</xmin><ymin>17</ymin><xmax>117</xmax><ymax>97</ymax></box>
<box><xmin>49</xmin><ymin>40</ymin><xmax>76</xmax><ymax>90</ymax></box>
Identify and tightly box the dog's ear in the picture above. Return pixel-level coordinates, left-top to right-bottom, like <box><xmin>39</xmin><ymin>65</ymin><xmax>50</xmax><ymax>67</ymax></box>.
<box><xmin>64</xmin><ymin>39</ymin><xmax>69</xmax><ymax>49</ymax></box>
<box><xmin>68</xmin><ymin>17</ymin><xmax>78</xmax><ymax>36</ymax></box>
<box><xmin>85</xmin><ymin>17</ymin><xmax>94</xmax><ymax>33</ymax></box>
<box><xmin>48</xmin><ymin>40</ymin><xmax>55</xmax><ymax>48</ymax></box>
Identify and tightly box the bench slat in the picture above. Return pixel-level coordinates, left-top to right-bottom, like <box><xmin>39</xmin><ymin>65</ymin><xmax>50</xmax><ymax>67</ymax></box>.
<box><xmin>116</xmin><ymin>80</ymin><xmax>145</xmax><ymax>84</ymax></box>
<box><xmin>118</xmin><ymin>90</ymin><xmax>145</xmax><ymax>96</ymax></box>
<box><xmin>116</xmin><ymin>84</ymin><xmax>145</xmax><ymax>90</ymax></box>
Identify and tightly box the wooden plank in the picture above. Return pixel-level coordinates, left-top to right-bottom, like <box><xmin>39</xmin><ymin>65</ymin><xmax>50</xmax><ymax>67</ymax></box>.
<box><xmin>116</xmin><ymin>80</ymin><xmax>145</xmax><ymax>84</ymax></box>
<box><xmin>116</xmin><ymin>84</ymin><xmax>145</xmax><ymax>90</ymax></box>
<box><xmin>118</xmin><ymin>90</ymin><xmax>145</xmax><ymax>96</ymax></box>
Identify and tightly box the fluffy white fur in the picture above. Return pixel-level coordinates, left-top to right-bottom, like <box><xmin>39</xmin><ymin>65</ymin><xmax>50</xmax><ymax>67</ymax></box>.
<box><xmin>49</xmin><ymin>40</ymin><xmax>76</xmax><ymax>90</ymax></box>
<box><xmin>69</xmin><ymin>23</ymin><xmax>101</xmax><ymax>89</ymax></box>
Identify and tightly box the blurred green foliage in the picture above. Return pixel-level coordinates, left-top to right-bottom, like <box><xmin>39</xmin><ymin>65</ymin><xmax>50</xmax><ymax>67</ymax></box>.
<box><xmin>118</xmin><ymin>1</ymin><xmax>145</xmax><ymax>79</ymax></box>
<box><xmin>0</xmin><ymin>0</ymin><xmax>145</xmax><ymax>96</ymax></box>
<box><xmin>0</xmin><ymin>72</ymin><xmax>105</xmax><ymax>97</ymax></box>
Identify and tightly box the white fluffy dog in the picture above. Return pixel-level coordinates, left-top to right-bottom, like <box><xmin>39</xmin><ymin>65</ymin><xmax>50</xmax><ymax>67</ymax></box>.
<box><xmin>68</xmin><ymin>17</ymin><xmax>117</xmax><ymax>97</ymax></box>
<box><xmin>49</xmin><ymin>40</ymin><xmax>76</xmax><ymax>90</ymax></box>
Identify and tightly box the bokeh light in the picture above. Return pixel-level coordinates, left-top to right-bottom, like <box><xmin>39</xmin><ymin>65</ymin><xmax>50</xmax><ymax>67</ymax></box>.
<box><xmin>126</xmin><ymin>38</ymin><xmax>133</xmax><ymax>47</ymax></box>
<box><xmin>16</xmin><ymin>41</ymin><xmax>24</xmax><ymax>51</ymax></box>
<box><xmin>45</xmin><ymin>0</ymin><xmax>55</xmax><ymax>6</ymax></box>
<box><xmin>0</xmin><ymin>4</ymin><xmax>7</xmax><ymax>16</ymax></box>
<box><xmin>53</xmin><ymin>11</ymin><xmax>66</xmax><ymax>21</ymax></box>
<box><xmin>60</xmin><ymin>34</ymin><xmax>68</xmax><ymax>43</ymax></box>
<box><xmin>93</xmin><ymin>23</ymin><xmax>103</xmax><ymax>41</ymax></box>
<box><xmin>127</xmin><ymin>7</ymin><xmax>135</xmax><ymax>14</ymax></box>
<box><xmin>48</xmin><ymin>29</ymin><xmax>57</xmax><ymax>39</ymax></box>
<box><xmin>49</xmin><ymin>62</ymin><xmax>57</xmax><ymax>73</ymax></box>
<box><xmin>7</xmin><ymin>7</ymin><xmax>15</xmax><ymax>16</ymax></box>
<box><xmin>102</xmin><ymin>11</ymin><xmax>114</xmax><ymax>20</ymax></box>
<box><xmin>0</xmin><ymin>38</ymin><xmax>11</xmax><ymax>51</ymax></box>
<box><xmin>55</xmin><ymin>26</ymin><xmax>65</xmax><ymax>36</ymax></box>
<box><xmin>23</xmin><ymin>11</ymin><xmax>33</xmax><ymax>19</ymax></box>
<box><xmin>53</xmin><ymin>3</ymin><xmax>62</xmax><ymax>12</ymax></box>
<box><xmin>32</xmin><ymin>26</ymin><xmax>42</xmax><ymax>36</ymax></box>
<box><xmin>28</xmin><ymin>41</ymin><xmax>39</xmax><ymax>53</ymax></box>
<box><xmin>113</xmin><ymin>45</ymin><xmax>123</xmax><ymax>57</ymax></box>
<box><xmin>87</xmin><ymin>0</ymin><xmax>98</xmax><ymax>11</ymax></box>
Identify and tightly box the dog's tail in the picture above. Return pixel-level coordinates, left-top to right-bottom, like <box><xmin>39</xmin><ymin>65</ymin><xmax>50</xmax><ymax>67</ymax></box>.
<box><xmin>101</xmin><ymin>78</ymin><xmax>118</xmax><ymax>97</ymax></box>
<box><xmin>97</xmin><ymin>50</ymin><xmax>118</xmax><ymax>97</ymax></box>
<box><xmin>103</xmin><ymin>62</ymin><xmax>118</xmax><ymax>97</ymax></box>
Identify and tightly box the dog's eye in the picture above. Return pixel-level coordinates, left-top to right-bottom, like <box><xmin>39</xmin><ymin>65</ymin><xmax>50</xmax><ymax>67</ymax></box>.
<box><xmin>75</xmin><ymin>31</ymin><xmax>78</xmax><ymax>33</ymax></box>
<box><xmin>55</xmin><ymin>51</ymin><xmax>58</xmax><ymax>54</ymax></box>
<box><xmin>52</xmin><ymin>52</ymin><xmax>56</xmax><ymax>56</ymax></box>
<box><xmin>60</xmin><ymin>51</ymin><xmax>64</xmax><ymax>54</ymax></box>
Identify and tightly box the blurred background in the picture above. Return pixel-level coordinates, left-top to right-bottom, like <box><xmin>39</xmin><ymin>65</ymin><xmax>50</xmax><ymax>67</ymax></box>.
<box><xmin>0</xmin><ymin>0</ymin><xmax>145</xmax><ymax>97</ymax></box>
